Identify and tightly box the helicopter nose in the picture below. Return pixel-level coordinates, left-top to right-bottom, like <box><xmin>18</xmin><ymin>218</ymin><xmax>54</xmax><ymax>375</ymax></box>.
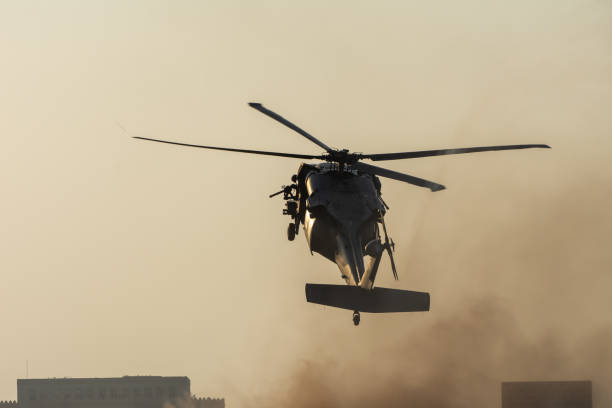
<box><xmin>334</xmin><ymin>231</ymin><xmax>365</xmax><ymax>286</ymax></box>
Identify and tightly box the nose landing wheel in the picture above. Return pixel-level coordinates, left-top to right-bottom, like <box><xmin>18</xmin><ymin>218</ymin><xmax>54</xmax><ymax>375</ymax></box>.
<box><xmin>352</xmin><ymin>311</ymin><xmax>360</xmax><ymax>326</ymax></box>
<box><xmin>287</xmin><ymin>223</ymin><xmax>296</xmax><ymax>241</ymax></box>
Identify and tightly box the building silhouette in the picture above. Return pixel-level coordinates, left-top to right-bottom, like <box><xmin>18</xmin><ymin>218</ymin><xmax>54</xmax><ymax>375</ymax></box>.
<box><xmin>0</xmin><ymin>376</ymin><xmax>223</xmax><ymax>408</ymax></box>
<box><xmin>502</xmin><ymin>381</ymin><xmax>592</xmax><ymax>408</ymax></box>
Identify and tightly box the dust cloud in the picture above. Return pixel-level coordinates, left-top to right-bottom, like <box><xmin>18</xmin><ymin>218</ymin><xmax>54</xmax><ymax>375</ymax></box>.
<box><xmin>243</xmin><ymin>2</ymin><xmax>612</xmax><ymax>403</ymax></box>
<box><xmin>244</xmin><ymin>89</ymin><xmax>612</xmax><ymax>404</ymax></box>
<box><xmin>249</xmin><ymin>183</ymin><xmax>612</xmax><ymax>407</ymax></box>
<box><xmin>253</xmin><ymin>297</ymin><xmax>611</xmax><ymax>408</ymax></box>
<box><xmin>245</xmin><ymin>116</ymin><xmax>612</xmax><ymax>405</ymax></box>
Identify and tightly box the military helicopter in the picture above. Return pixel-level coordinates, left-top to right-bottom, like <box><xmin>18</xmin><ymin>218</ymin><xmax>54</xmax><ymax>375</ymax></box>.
<box><xmin>134</xmin><ymin>103</ymin><xmax>550</xmax><ymax>325</ymax></box>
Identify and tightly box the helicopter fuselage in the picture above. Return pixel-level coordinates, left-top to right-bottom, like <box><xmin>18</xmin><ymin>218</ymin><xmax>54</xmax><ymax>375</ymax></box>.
<box><xmin>133</xmin><ymin>102</ymin><xmax>549</xmax><ymax>324</ymax></box>
<box><xmin>286</xmin><ymin>163</ymin><xmax>389</xmax><ymax>289</ymax></box>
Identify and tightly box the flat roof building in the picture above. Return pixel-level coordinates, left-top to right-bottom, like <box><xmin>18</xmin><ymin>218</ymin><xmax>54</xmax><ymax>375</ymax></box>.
<box><xmin>0</xmin><ymin>376</ymin><xmax>223</xmax><ymax>408</ymax></box>
<box><xmin>502</xmin><ymin>381</ymin><xmax>592</xmax><ymax>408</ymax></box>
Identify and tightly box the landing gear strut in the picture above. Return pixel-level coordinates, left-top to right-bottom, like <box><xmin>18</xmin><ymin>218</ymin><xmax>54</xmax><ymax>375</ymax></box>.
<box><xmin>352</xmin><ymin>310</ymin><xmax>360</xmax><ymax>326</ymax></box>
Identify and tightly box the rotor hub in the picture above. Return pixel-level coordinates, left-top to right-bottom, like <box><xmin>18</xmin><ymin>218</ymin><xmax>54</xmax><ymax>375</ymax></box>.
<box><xmin>324</xmin><ymin>149</ymin><xmax>360</xmax><ymax>164</ymax></box>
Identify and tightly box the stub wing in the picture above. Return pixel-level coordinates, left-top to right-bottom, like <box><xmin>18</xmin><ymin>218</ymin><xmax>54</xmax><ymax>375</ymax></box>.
<box><xmin>305</xmin><ymin>284</ymin><xmax>430</xmax><ymax>313</ymax></box>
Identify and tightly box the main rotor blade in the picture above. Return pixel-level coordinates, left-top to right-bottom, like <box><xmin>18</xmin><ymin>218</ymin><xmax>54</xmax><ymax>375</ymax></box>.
<box><xmin>364</xmin><ymin>144</ymin><xmax>551</xmax><ymax>161</ymax></box>
<box><xmin>351</xmin><ymin>161</ymin><xmax>445</xmax><ymax>192</ymax></box>
<box><xmin>249</xmin><ymin>103</ymin><xmax>332</xmax><ymax>152</ymax></box>
<box><xmin>133</xmin><ymin>137</ymin><xmax>323</xmax><ymax>160</ymax></box>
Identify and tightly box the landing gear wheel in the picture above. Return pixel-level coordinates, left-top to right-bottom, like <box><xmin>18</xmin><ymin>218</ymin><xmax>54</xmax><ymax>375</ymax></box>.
<box><xmin>287</xmin><ymin>223</ymin><xmax>296</xmax><ymax>241</ymax></box>
<box><xmin>352</xmin><ymin>311</ymin><xmax>360</xmax><ymax>326</ymax></box>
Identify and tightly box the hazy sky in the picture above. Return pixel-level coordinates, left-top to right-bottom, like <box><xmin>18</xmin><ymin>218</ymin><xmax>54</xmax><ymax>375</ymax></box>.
<box><xmin>1</xmin><ymin>1</ymin><xmax>611</xmax><ymax>407</ymax></box>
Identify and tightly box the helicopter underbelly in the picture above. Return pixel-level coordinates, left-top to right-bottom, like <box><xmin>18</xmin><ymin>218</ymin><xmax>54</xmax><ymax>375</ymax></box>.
<box><xmin>303</xmin><ymin>172</ymin><xmax>383</xmax><ymax>287</ymax></box>
<box><xmin>304</xmin><ymin>210</ymin><xmax>379</xmax><ymax>287</ymax></box>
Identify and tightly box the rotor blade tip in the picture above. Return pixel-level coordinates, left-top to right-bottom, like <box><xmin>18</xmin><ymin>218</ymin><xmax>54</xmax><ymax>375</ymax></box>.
<box><xmin>431</xmin><ymin>185</ymin><xmax>446</xmax><ymax>192</ymax></box>
<box><xmin>248</xmin><ymin>102</ymin><xmax>262</xmax><ymax>107</ymax></box>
